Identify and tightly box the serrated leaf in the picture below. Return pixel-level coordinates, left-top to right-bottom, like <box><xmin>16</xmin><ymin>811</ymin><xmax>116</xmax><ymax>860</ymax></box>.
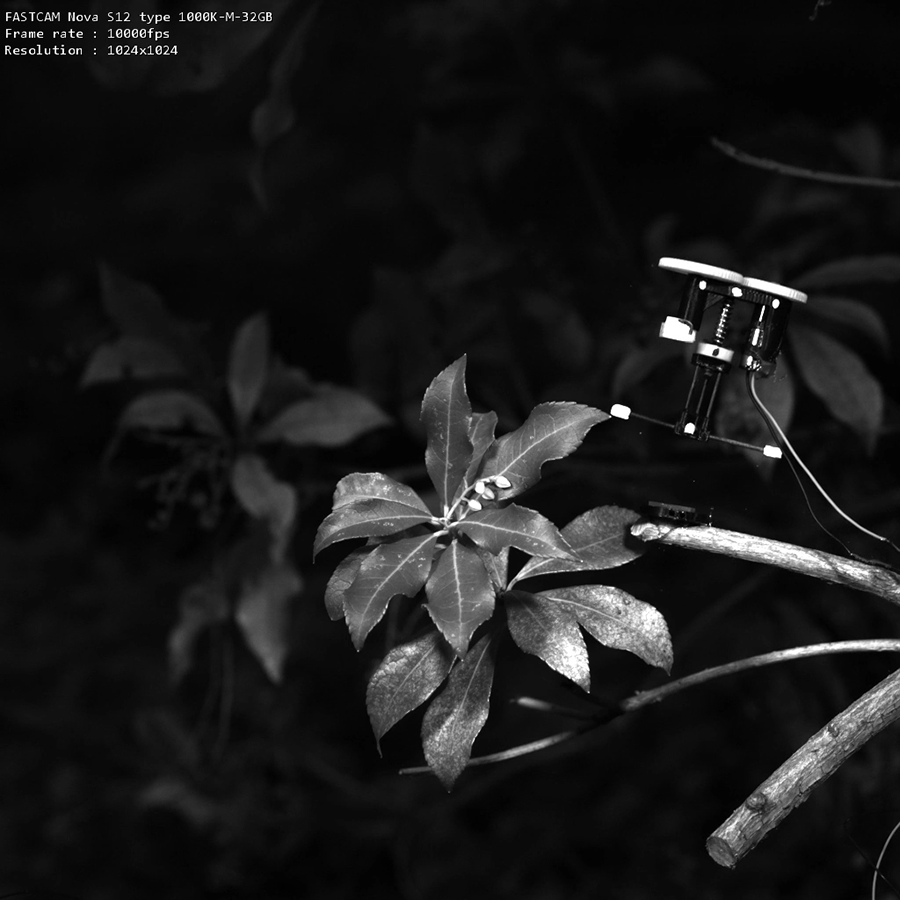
<box><xmin>118</xmin><ymin>390</ymin><xmax>225</xmax><ymax>436</ymax></box>
<box><xmin>230</xmin><ymin>453</ymin><xmax>296</xmax><ymax>552</ymax></box>
<box><xmin>228</xmin><ymin>313</ymin><xmax>269</xmax><ymax>428</ymax></box>
<box><xmin>463</xmin><ymin>410</ymin><xmax>498</xmax><ymax>486</ymax></box>
<box><xmin>794</xmin><ymin>255</ymin><xmax>900</xmax><ymax>290</ymax></box>
<box><xmin>455</xmin><ymin>504</ymin><xmax>574</xmax><ymax>559</ymax></box>
<box><xmin>367</xmin><ymin>630</ymin><xmax>455</xmax><ymax>748</ymax></box>
<box><xmin>324</xmin><ymin>547</ymin><xmax>368</xmax><ymax>621</ymax></box>
<box><xmin>539</xmin><ymin>585</ymin><xmax>672</xmax><ymax>673</ymax></box>
<box><xmin>504</xmin><ymin>590</ymin><xmax>590</xmax><ymax>691</ymax></box>
<box><xmin>476</xmin><ymin>545</ymin><xmax>509</xmax><ymax>592</ymax></box>
<box><xmin>790</xmin><ymin>325</ymin><xmax>883</xmax><ymax>453</ymax></box>
<box><xmin>168</xmin><ymin>578</ymin><xmax>229</xmax><ymax>683</ymax></box>
<box><xmin>344</xmin><ymin>533</ymin><xmax>439</xmax><ymax>650</ymax></box>
<box><xmin>803</xmin><ymin>296</ymin><xmax>890</xmax><ymax>357</ymax></box>
<box><xmin>236</xmin><ymin>559</ymin><xmax>301</xmax><ymax>683</ymax></box>
<box><xmin>421</xmin><ymin>632</ymin><xmax>495</xmax><ymax>790</ymax></box>
<box><xmin>314</xmin><ymin>499</ymin><xmax>435</xmax><ymax>557</ymax></box>
<box><xmin>425</xmin><ymin>539</ymin><xmax>495</xmax><ymax>656</ymax></box>
<box><xmin>479</xmin><ymin>402</ymin><xmax>608</xmax><ymax>499</ymax></box>
<box><xmin>421</xmin><ymin>356</ymin><xmax>473</xmax><ymax>511</ymax></box>
<box><xmin>512</xmin><ymin>506</ymin><xmax>644</xmax><ymax>585</ymax></box>
<box><xmin>257</xmin><ymin>385</ymin><xmax>391</xmax><ymax>447</ymax></box>
<box><xmin>331</xmin><ymin>472</ymin><xmax>431</xmax><ymax>514</ymax></box>
<box><xmin>81</xmin><ymin>337</ymin><xmax>185</xmax><ymax>386</ymax></box>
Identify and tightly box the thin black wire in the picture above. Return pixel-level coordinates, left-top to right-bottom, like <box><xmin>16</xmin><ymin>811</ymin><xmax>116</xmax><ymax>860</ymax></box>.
<box><xmin>745</xmin><ymin>369</ymin><xmax>858</xmax><ymax>558</ymax></box>
<box><xmin>843</xmin><ymin>818</ymin><xmax>900</xmax><ymax>899</ymax></box>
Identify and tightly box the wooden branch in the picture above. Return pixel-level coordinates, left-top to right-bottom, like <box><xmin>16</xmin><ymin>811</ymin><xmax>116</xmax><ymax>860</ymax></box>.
<box><xmin>706</xmin><ymin>665</ymin><xmax>900</xmax><ymax>867</ymax></box>
<box><xmin>711</xmin><ymin>137</ymin><xmax>900</xmax><ymax>190</ymax></box>
<box><xmin>630</xmin><ymin>520</ymin><xmax>900</xmax><ymax>865</ymax></box>
<box><xmin>630</xmin><ymin>521</ymin><xmax>900</xmax><ymax>605</ymax></box>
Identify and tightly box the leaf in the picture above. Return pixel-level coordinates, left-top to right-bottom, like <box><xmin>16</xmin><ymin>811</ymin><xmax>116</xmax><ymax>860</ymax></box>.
<box><xmin>715</xmin><ymin>360</ymin><xmax>795</xmax><ymax>466</ymax></box>
<box><xmin>789</xmin><ymin>325</ymin><xmax>883</xmax><ymax>453</ymax></box>
<box><xmin>98</xmin><ymin>263</ymin><xmax>207</xmax><ymax>379</ymax></box>
<box><xmin>314</xmin><ymin>499</ymin><xmax>435</xmax><ymax>557</ymax></box>
<box><xmin>344</xmin><ymin>533</ymin><xmax>439</xmax><ymax>650</ymax></box>
<box><xmin>512</xmin><ymin>506</ymin><xmax>644</xmax><ymax>585</ymax></box>
<box><xmin>479</xmin><ymin>402</ymin><xmax>609</xmax><ymax>499</ymax></box>
<box><xmin>81</xmin><ymin>337</ymin><xmax>185</xmax><ymax>386</ymax></box>
<box><xmin>539</xmin><ymin>585</ymin><xmax>672</xmax><ymax>673</ymax></box>
<box><xmin>477</xmin><ymin>546</ymin><xmax>509</xmax><ymax>593</ymax></box>
<box><xmin>793</xmin><ymin>256</ymin><xmax>900</xmax><ymax>290</ymax></box>
<box><xmin>99</xmin><ymin>262</ymin><xmax>184</xmax><ymax>344</ymax></box>
<box><xmin>323</xmin><ymin>547</ymin><xmax>368</xmax><ymax>621</ymax></box>
<box><xmin>504</xmin><ymin>590</ymin><xmax>590</xmax><ymax>691</ymax></box>
<box><xmin>803</xmin><ymin>296</ymin><xmax>890</xmax><ymax>357</ymax></box>
<box><xmin>257</xmin><ymin>384</ymin><xmax>392</xmax><ymax>447</ymax></box>
<box><xmin>464</xmin><ymin>410</ymin><xmax>498</xmax><ymax>485</ymax></box>
<box><xmin>230</xmin><ymin>453</ymin><xmax>296</xmax><ymax>553</ymax></box>
<box><xmin>236</xmin><ymin>559</ymin><xmax>302</xmax><ymax>683</ymax></box>
<box><xmin>455</xmin><ymin>504</ymin><xmax>574</xmax><ymax>560</ymax></box>
<box><xmin>249</xmin><ymin>0</ymin><xmax>320</xmax><ymax>205</ymax></box>
<box><xmin>250</xmin><ymin>1</ymin><xmax>320</xmax><ymax>150</ymax></box>
<box><xmin>331</xmin><ymin>472</ymin><xmax>431</xmax><ymax>514</ymax></box>
<box><xmin>367</xmin><ymin>630</ymin><xmax>456</xmax><ymax>749</ymax></box>
<box><xmin>834</xmin><ymin>120</ymin><xmax>884</xmax><ymax>177</ymax></box>
<box><xmin>421</xmin><ymin>356</ymin><xmax>473</xmax><ymax>511</ymax></box>
<box><xmin>168</xmin><ymin>578</ymin><xmax>229</xmax><ymax>683</ymax></box>
<box><xmin>421</xmin><ymin>632</ymin><xmax>495</xmax><ymax>790</ymax></box>
<box><xmin>425</xmin><ymin>539</ymin><xmax>495</xmax><ymax>656</ymax></box>
<box><xmin>118</xmin><ymin>390</ymin><xmax>225</xmax><ymax>436</ymax></box>
<box><xmin>228</xmin><ymin>313</ymin><xmax>270</xmax><ymax>429</ymax></box>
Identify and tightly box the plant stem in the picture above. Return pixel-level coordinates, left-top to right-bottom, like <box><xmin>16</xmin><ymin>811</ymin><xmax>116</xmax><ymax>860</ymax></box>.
<box><xmin>401</xmin><ymin>641</ymin><xmax>900</xmax><ymax>777</ymax></box>
<box><xmin>711</xmin><ymin>137</ymin><xmax>900</xmax><ymax>190</ymax></box>
<box><xmin>707</xmin><ymin>664</ymin><xmax>900</xmax><ymax>867</ymax></box>
<box><xmin>623</xmin><ymin>640</ymin><xmax>900</xmax><ymax>712</ymax></box>
<box><xmin>630</xmin><ymin>521</ymin><xmax>900</xmax><ymax>605</ymax></box>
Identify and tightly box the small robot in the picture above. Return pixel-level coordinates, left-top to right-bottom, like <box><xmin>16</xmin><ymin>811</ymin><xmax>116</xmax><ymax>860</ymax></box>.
<box><xmin>611</xmin><ymin>257</ymin><xmax>808</xmax><ymax>458</ymax></box>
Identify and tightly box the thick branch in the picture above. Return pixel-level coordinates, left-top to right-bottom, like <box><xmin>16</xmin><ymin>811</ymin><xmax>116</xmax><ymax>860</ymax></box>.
<box><xmin>630</xmin><ymin>521</ymin><xmax>900</xmax><ymax>605</ymax></box>
<box><xmin>707</xmin><ymin>665</ymin><xmax>900</xmax><ymax>867</ymax></box>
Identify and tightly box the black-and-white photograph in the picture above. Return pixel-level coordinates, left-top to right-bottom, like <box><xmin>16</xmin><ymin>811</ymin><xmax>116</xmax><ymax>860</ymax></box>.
<box><xmin>3</xmin><ymin>0</ymin><xmax>900</xmax><ymax>896</ymax></box>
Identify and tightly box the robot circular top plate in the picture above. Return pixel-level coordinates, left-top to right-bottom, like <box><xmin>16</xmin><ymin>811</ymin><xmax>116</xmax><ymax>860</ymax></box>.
<box><xmin>742</xmin><ymin>276</ymin><xmax>807</xmax><ymax>303</ymax></box>
<box><xmin>658</xmin><ymin>257</ymin><xmax>744</xmax><ymax>285</ymax></box>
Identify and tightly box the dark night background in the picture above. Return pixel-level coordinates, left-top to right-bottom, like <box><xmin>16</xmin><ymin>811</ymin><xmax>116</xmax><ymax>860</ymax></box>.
<box><xmin>4</xmin><ymin>0</ymin><xmax>900</xmax><ymax>897</ymax></box>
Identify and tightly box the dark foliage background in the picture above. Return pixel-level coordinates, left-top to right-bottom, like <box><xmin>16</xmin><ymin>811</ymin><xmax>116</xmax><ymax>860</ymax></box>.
<box><xmin>4</xmin><ymin>0</ymin><xmax>900</xmax><ymax>897</ymax></box>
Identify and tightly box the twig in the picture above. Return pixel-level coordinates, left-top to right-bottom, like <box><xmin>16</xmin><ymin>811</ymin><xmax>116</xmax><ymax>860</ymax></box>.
<box><xmin>623</xmin><ymin>640</ymin><xmax>900</xmax><ymax>712</ymax></box>
<box><xmin>630</xmin><ymin>521</ymin><xmax>900</xmax><ymax>605</ymax></box>
<box><xmin>711</xmin><ymin>137</ymin><xmax>900</xmax><ymax>190</ymax></box>
<box><xmin>707</xmin><ymin>665</ymin><xmax>900</xmax><ymax>867</ymax></box>
<box><xmin>400</xmin><ymin>641</ymin><xmax>900</xmax><ymax>777</ymax></box>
